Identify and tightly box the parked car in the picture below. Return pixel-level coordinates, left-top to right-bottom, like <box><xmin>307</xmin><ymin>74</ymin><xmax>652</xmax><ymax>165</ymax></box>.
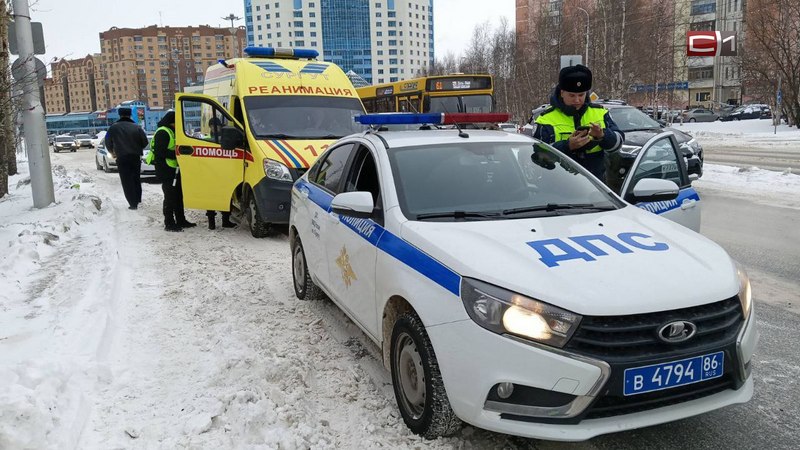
<box><xmin>95</xmin><ymin>139</ymin><xmax>117</xmax><ymax>172</ymax></box>
<box><xmin>597</xmin><ymin>103</ymin><xmax>704</xmax><ymax>183</ymax></box>
<box><xmin>74</xmin><ymin>134</ymin><xmax>94</xmax><ymax>148</ymax></box>
<box><xmin>141</xmin><ymin>134</ymin><xmax>156</xmax><ymax>176</ymax></box>
<box><xmin>53</xmin><ymin>135</ymin><xmax>77</xmax><ymax>153</ymax></box>
<box><xmin>721</xmin><ymin>104</ymin><xmax>770</xmax><ymax>121</ymax></box>
<box><xmin>683</xmin><ymin>108</ymin><xmax>719</xmax><ymax>122</ymax></box>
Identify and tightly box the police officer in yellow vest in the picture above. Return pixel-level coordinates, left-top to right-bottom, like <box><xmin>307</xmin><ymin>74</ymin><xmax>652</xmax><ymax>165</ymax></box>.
<box><xmin>534</xmin><ymin>65</ymin><xmax>624</xmax><ymax>182</ymax></box>
<box><xmin>152</xmin><ymin>111</ymin><xmax>196</xmax><ymax>232</ymax></box>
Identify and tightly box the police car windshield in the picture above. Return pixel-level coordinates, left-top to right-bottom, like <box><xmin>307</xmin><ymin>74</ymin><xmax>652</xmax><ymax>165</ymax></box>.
<box><xmin>607</xmin><ymin>107</ymin><xmax>662</xmax><ymax>132</ymax></box>
<box><xmin>428</xmin><ymin>95</ymin><xmax>493</xmax><ymax>114</ymax></box>
<box><xmin>388</xmin><ymin>141</ymin><xmax>622</xmax><ymax>221</ymax></box>
<box><xmin>244</xmin><ymin>96</ymin><xmax>367</xmax><ymax>139</ymax></box>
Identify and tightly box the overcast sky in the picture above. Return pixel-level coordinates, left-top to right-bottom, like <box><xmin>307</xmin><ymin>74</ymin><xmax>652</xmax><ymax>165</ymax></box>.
<box><xmin>28</xmin><ymin>0</ymin><xmax>515</xmax><ymax>71</ymax></box>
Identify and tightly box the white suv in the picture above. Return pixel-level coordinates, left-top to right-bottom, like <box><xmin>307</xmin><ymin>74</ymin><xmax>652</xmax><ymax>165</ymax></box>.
<box><xmin>288</xmin><ymin>113</ymin><xmax>757</xmax><ymax>441</ymax></box>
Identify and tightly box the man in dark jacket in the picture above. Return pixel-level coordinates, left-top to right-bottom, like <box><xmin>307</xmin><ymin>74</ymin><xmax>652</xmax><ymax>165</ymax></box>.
<box><xmin>105</xmin><ymin>107</ymin><xmax>148</xmax><ymax>209</ymax></box>
<box><xmin>534</xmin><ymin>65</ymin><xmax>624</xmax><ymax>182</ymax></box>
<box><xmin>152</xmin><ymin>111</ymin><xmax>196</xmax><ymax>232</ymax></box>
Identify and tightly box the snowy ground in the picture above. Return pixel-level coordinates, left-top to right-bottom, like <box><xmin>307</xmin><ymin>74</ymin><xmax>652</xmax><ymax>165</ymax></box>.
<box><xmin>673</xmin><ymin>118</ymin><xmax>800</xmax><ymax>149</ymax></box>
<box><xmin>1</xmin><ymin>146</ymin><xmax>799</xmax><ymax>449</ymax></box>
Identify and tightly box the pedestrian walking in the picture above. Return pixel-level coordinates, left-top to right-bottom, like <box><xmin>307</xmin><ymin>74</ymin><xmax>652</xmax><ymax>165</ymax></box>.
<box><xmin>533</xmin><ymin>65</ymin><xmax>624</xmax><ymax>182</ymax></box>
<box><xmin>104</xmin><ymin>107</ymin><xmax>148</xmax><ymax>209</ymax></box>
<box><xmin>151</xmin><ymin>111</ymin><xmax>196</xmax><ymax>232</ymax></box>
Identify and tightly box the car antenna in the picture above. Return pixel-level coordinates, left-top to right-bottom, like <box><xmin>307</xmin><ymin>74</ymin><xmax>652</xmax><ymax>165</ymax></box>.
<box><xmin>441</xmin><ymin>104</ymin><xmax>468</xmax><ymax>138</ymax></box>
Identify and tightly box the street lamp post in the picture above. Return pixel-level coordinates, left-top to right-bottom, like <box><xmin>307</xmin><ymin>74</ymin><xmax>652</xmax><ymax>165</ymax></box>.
<box><xmin>222</xmin><ymin>14</ymin><xmax>242</xmax><ymax>56</ymax></box>
<box><xmin>576</xmin><ymin>7</ymin><xmax>589</xmax><ymax>67</ymax></box>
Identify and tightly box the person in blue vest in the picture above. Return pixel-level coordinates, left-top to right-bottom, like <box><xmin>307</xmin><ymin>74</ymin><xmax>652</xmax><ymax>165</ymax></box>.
<box><xmin>152</xmin><ymin>111</ymin><xmax>196</xmax><ymax>232</ymax></box>
<box><xmin>534</xmin><ymin>65</ymin><xmax>624</xmax><ymax>182</ymax></box>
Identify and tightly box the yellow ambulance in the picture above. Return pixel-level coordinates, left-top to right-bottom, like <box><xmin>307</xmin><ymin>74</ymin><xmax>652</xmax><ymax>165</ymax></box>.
<box><xmin>172</xmin><ymin>47</ymin><xmax>366</xmax><ymax>237</ymax></box>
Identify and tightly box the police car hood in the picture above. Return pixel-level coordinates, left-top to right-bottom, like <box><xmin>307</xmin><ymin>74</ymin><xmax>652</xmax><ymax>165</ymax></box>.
<box><xmin>399</xmin><ymin>206</ymin><xmax>738</xmax><ymax>316</ymax></box>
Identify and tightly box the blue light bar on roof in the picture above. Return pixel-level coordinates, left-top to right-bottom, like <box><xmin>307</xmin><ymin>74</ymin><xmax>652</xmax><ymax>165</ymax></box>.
<box><xmin>355</xmin><ymin>113</ymin><xmax>443</xmax><ymax>125</ymax></box>
<box><xmin>243</xmin><ymin>46</ymin><xmax>319</xmax><ymax>59</ymax></box>
<box><xmin>355</xmin><ymin>112</ymin><xmax>512</xmax><ymax>125</ymax></box>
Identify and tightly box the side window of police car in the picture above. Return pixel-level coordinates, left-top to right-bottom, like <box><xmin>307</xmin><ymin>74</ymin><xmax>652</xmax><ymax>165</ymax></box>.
<box><xmin>344</xmin><ymin>146</ymin><xmax>383</xmax><ymax>224</ymax></box>
<box><xmin>627</xmin><ymin>137</ymin><xmax>686</xmax><ymax>199</ymax></box>
<box><xmin>311</xmin><ymin>143</ymin><xmax>355</xmax><ymax>194</ymax></box>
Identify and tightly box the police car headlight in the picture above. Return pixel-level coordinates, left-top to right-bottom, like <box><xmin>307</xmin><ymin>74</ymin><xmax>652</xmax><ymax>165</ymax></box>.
<box><xmin>461</xmin><ymin>278</ymin><xmax>581</xmax><ymax>348</ymax></box>
<box><xmin>735</xmin><ymin>262</ymin><xmax>752</xmax><ymax>319</ymax></box>
<box><xmin>620</xmin><ymin>144</ymin><xmax>641</xmax><ymax>155</ymax></box>
<box><xmin>264</xmin><ymin>159</ymin><xmax>293</xmax><ymax>182</ymax></box>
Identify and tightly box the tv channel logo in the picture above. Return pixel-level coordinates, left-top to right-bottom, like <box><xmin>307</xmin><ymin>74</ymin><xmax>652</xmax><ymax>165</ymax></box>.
<box><xmin>687</xmin><ymin>31</ymin><xmax>737</xmax><ymax>56</ymax></box>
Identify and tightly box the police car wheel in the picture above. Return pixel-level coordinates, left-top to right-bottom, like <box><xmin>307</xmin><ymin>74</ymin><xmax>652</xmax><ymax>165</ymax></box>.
<box><xmin>103</xmin><ymin>159</ymin><xmax>111</xmax><ymax>173</ymax></box>
<box><xmin>390</xmin><ymin>313</ymin><xmax>461</xmax><ymax>439</ymax></box>
<box><xmin>96</xmin><ymin>157</ymin><xmax>103</xmax><ymax>170</ymax></box>
<box><xmin>291</xmin><ymin>237</ymin><xmax>325</xmax><ymax>300</ymax></box>
<box><xmin>245</xmin><ymin>195</ymin><xmax>271</xmax><ymax>238</ymax></box>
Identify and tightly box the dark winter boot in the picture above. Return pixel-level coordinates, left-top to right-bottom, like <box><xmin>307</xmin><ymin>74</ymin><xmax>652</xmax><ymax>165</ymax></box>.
<box><xmin>221</xmin><ymin>212</ymin><xmax>236</xmax><ymax>228</ymax></box>
<box><xmin>206</xmin><ymin>211</ymin><xmax>217</xmax><ymax>230</ymax></box>
<box><xmin>165</xmin><ymin>224</ymin><xmax>183</xmax><ymax>232</ymax></box>
<box><xmin>177</xmin><ymin>219</ymin><xmax>197</xmax><ymax>229</ymax></box>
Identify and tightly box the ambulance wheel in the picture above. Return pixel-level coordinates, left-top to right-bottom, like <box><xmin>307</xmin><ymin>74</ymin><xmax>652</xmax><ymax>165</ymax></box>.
<box><xmin>292</xmin><ymin>237</ymin><xmax>325</xmax><ymax>300</ymax></box>
<box><xmin>245</xmin><ymin>195</ymin><xmax>271</xmax><ymax>238</ymax></box>
<box><xmin>390</xmin><ymin>313</ymin><xmax>461</xmax><ymax>439</ymax></box>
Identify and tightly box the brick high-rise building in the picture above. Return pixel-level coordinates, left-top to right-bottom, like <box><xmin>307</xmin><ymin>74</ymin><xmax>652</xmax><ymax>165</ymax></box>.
<box><xmin>42</xmin><ymin>25</ymin><xmax>247</xmax><ymax>114</ymax></box>
<box><xmin>43</xmin><ymin>54</ymin><xmax>107</xmax><ymax>114</ymax></box>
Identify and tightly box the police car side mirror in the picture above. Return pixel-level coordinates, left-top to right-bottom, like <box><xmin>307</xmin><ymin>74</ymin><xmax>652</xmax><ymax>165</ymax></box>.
<box><xmin>220</xmin><ymin>126</ymin><xmax>244</xmax><ymax>150</ymax></box>
<box><xmin>631</xmin><ymin>178</ymin><xmax>680</xmax><ymax>203</ymax></box>
<box><xmin>331</xmin><ymin>192</ymin><xmax>374</xmax><ymax>219</ymax></box>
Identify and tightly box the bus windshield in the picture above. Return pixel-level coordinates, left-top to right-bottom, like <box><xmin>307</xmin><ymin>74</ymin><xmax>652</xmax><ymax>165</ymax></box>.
<box><xmin>244</xmin><ymin>96</ymin><xmax>367</xmax><ymax>139</ymax></box>
<box><xmin>428</xmin><ymin>94</ymin><xmax>493</xmax><ymax>113</ymax></box>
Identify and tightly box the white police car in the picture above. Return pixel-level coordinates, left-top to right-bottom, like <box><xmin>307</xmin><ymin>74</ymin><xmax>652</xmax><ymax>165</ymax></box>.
<box><xmin>288</xmin><ymin>113</ymin><xmax>757</xmax><ymax>441</ymax></box>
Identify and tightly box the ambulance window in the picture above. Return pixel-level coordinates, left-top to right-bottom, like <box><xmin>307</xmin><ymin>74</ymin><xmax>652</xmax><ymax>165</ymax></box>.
<box><xmin>232</xmin><ymin>97</ymin><xmax>245</xmax><ymax>126</ymax></box>
<box><xmin>182</xmin><ymin>99</ymin><xmax>229</xmax><ymax>144</ymax></box>
<box><xmin>312</xmin><ymin>143</ymin><xmax>355</xmax><ymax>194</ymax></box>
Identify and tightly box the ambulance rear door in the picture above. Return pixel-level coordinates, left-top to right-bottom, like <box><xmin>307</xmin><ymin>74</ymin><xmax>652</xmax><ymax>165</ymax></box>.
<box><xmin>175</xmin><ymin>93</ymin><xmax>247</xmax><ymax>212</ymax></box>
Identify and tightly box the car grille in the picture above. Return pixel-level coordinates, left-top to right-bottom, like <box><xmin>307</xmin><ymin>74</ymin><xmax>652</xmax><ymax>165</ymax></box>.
<box><xmin>565</xmin><ymin>296</ymin><xmax>744</xmax><ymax>363</ymax></box>
<box><xmin>584</xmin><ymin>373</ymin><xmax>735</xmax><ymax>420</ymax></box>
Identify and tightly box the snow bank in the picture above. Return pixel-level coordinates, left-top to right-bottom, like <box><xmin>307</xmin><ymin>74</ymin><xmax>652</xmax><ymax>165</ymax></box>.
<box><xmin>0</xmin><ymin>159</ymin><xmax>117</xmax><ymax>449</ymax></box>
<box><xmin>674</xmin><ymin>119</ymin><xmax>800</xmax><ymax>148</ymax></box>
<box><xmin>695</xmin><ymin>163</ymin><xmax>800</xmax><ymax>203</ymax></box>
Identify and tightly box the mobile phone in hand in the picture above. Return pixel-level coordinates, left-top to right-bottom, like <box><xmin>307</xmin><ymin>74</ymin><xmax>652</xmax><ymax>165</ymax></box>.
<box><xmin>575</xmin><ymin>125</ymin><xmax>591</xmax><ymax>132</ymax></box>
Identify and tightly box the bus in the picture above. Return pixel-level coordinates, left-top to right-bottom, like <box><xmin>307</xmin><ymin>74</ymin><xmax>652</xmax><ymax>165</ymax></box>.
<box><xmin>357</xmin><ymin>75</ymin><xmax>494</xmax><ymax>114</ymax></box>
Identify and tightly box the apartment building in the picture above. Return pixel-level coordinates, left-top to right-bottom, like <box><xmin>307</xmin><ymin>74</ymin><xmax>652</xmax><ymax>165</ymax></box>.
<box><xmin>43</xmin><ymin>25</ymin><xmax>246</xmax><ymax>114</ymax></box>
<box><xmin>43</xmin><ymin>54</ymin><xmax>107</xmax><ymax>114</ymax></box>
<box><xmin>244</xmin><ymin>0</ymin><xmax>435</xmax><ymax>84</ymax></box>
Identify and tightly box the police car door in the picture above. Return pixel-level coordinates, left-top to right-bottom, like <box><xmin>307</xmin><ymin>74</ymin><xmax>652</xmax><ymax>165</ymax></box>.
<box><xmin>174</xmin><ymin>94</ymin><xmax>245</xmax><ymax>211</ymax></box>
<box><xmin>621</xmin><ymin>131</ymin><xmax>701</xmax><ymax>232</ymax></box>
<box><xmin>299</xmin><ymin>142</ymin><xmax>357</xmax><ymax>289</ymax></box>
<box><xmin>323</xmin><ymin>143</ymin><xmax>382</xmax><ymax>339</ymax></box>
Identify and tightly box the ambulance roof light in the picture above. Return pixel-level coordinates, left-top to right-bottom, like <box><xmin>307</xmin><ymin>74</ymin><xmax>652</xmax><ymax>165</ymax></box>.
<box><xmin>243</xmin><ymin>46</ymin><xmax>319</xmax><ymax>59</ymax></box>
<box><xmin>354</xmin><ymin>112</ymin><xmax>511</xmax><ymax>126</ymax></box>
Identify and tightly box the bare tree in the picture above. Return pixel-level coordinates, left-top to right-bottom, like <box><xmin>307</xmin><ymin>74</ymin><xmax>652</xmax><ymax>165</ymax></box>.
<box><xmin>741</xmin><ymin>0</ymin><xmax>800</xmax><ymax>126</ymax></box>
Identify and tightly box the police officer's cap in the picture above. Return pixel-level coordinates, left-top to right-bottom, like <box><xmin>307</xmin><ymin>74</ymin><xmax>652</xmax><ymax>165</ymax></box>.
<box><xmin>559</xmin><ymin>64</ymin><xmax>592</xmax><ymax>93</ymax></box>
<box><xmin>118</xmin><ymin>107</ymin><xmax>132</xmax><ymax>117</ymax></box>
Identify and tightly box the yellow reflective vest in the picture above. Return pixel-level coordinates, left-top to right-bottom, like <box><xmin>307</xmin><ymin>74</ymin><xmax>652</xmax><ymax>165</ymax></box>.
<box><xmin>146</xmin><ymin>126</ymin><xmax>177</xmax><ymax>168</ymax></box>
<box><xmin>535</xmin><ymin>106</ymin><xmax>609</xmax><ymax>155</ymax></box>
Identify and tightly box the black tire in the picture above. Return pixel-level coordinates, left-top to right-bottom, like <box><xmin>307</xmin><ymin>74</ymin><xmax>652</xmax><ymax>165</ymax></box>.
<box><xmin>291</xmin><ymin>237</ymin><xmax>325</xmax><ymax>300</ymax></box>
<box><xmin>390</xmin><ymin>313</ymin><xmax>461</xmax><ymax>439</ymax></box>
<box><xmin>689</xmin><ymin>118</ymin><xmax>696</xmax><ymax>123</ymax></box>
<box><xmin>244</xmin><ymin>193</ymin><xmax>271</xmax><ymax>238</ymax></box>
<box><xmin>96</xmin><ymin>157</ymin><xmax>103</xmax><ymax>170</ymax></box>
<box><xmin>54</xmin><ymin>149</ymin><xmax>59</xmax><ymax>153</ymax></box>
<box><xmin>103</xmin><ymin>159</ymin><xmax>111</xmax><ymax>173</ymax></box>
